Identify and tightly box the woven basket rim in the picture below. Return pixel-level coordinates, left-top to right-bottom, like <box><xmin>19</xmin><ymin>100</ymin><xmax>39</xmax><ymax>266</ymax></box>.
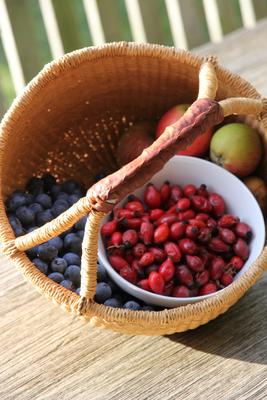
<box><xmin>0</xmin><ymin>42</ymin><xmax>266</xmax><ymax>335</ymax></box>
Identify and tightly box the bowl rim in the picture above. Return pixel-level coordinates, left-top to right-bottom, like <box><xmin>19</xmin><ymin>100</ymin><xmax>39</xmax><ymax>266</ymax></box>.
<box><xmin>98</xmin><ymin>155</ymin><xmax>266</xmax><ymax>307</ymax></box>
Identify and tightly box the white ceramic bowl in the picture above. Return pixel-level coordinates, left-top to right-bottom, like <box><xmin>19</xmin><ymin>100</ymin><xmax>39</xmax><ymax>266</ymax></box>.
<box><xmin>98</xmin><ymin>156</ymin><xmax>265</xmax><ymax>307</ymax></box>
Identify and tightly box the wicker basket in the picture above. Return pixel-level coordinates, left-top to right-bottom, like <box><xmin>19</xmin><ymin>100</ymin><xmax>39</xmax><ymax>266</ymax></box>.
<box><xmin>1</xmin><ymin>42</ymin><xmax>267</xmax><ymax>336</ymax></box>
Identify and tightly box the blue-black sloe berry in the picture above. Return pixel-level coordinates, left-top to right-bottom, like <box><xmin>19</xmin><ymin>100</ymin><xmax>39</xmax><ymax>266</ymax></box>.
<box><xmin>64</xmin><ymin>233</ymin><xmax>82</xmax><ymax>254</ymax></box>
<box><xmin>51</xmin><ymin>257</ymin><xmax>67</xmax><ymax>273</ymax></box>
<box><xmin>97</xmin><ymin>262</ymin><xmax>108</xmax><ymax>282</ymax></box>
<box><xmin>51</xmin><ymin>199</ymin><xmax>69</xmax><ymax>217</ymax></box>
<box><xmin>28</xmin><ymin>203</ymin><xmax>44</xmax><ymax>214</ymax></box>
<box><xmin>38</xmin><ymin>243</ymin><xmax>58</xmax><ymax>262</ymax></box>
<box><xmin>47</xmin><ymin>236</ymin><xmax>63</xmax><ymax>251</ymax></box>
<box><xmin>48</xmin><ymin>272</ymin><xmax>64</xmax><ymax>283</ymax></box>
<box><xmin>95</xmin><ymin>282</ymin><xmax>112</xmax><ymax>303</ymax></box>
<box><xmin>35</xmin><ymin>193</ymin><xmax>52</xmax><ymax>209</ymax></box>
<box><xmin>60</xmin><ymin>279</ymin><xmax>76</xmax><ymax>291</ymax></box>
<box><xmin>15</xmin><ymin>206</ymin><xmax>35</xmax><ymax>226</ymax></box>
<box><xmin>63</xmin><ymin>252</ymin><xmax>81</xmax><ymax>266</ymax></box>
<box><xmin>104</xmin><ymin>298</ymin><xmax>121</xmax><ymax>308</ymax></box>
<box><xmin>64</xmin><ymin>265</ymin><xmax>81</xmax><ymax>287</ymax></box>
<box><xmin>123</xmin><ymin>301</ymin><xmax>141</xmax><ymax>310</ymax></box>
<box><xmin>33</xmin><ymin>258</ymin><xmax>48</xmax><ymax>275</ymax></box>
<box><xmin>36</xmin><ymin>209</ymin><xmax>54</xmax><ymax>226</ymax></box>
<box><xmin>62</xmin><ymin>179</ymin><xmax>82</xmax><ymax>194</ymax></box>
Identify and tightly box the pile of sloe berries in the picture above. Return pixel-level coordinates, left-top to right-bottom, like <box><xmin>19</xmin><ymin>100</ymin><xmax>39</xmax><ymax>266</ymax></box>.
<box><xmin>5</xmin><ymin>173</ymin><xmax>155</xmax><ymax>311</ymax></box>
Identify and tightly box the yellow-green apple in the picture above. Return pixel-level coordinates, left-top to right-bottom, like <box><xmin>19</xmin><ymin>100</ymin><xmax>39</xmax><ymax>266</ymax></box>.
<box><xmin>156</xmin><ymin>104</ymin><xmax>213</xmax><ymax>156</ymax></box>
<box><xmin>210</xmin><ymin>122</ymin><xmax>262</xmax><ymax>178</ymax></box>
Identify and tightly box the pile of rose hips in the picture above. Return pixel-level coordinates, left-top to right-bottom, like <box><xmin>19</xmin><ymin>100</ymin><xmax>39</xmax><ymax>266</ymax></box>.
<box><xmin>101</xmin><ymin>182</ymin><xmax>252</xmax><ymax>298</ymax></box>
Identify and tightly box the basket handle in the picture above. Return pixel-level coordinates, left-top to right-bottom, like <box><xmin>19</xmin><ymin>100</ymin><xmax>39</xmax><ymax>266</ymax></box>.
<box><xmin>78</xmin><ymin>61</ymin><xmax>266</xmax><ymax>307</ymax></box>
<box><xmin>2</xmin><ymin>58</ymin><xmax>266</xmax><ymax>309</ymax></box>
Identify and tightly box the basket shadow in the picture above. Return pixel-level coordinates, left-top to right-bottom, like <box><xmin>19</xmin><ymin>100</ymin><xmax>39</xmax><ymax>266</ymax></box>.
<box><xmin>166</xmin><ymin>275</ymin><xmax>267</xmax><ymax>365</ymax></box>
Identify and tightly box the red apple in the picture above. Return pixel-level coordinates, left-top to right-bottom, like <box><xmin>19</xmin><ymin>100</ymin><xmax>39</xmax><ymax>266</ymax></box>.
<box><xmin>156</xmin><ymin>104</ymin><xmax>213</xmax><ymax>156</ymax></box>
<box><xmin>116</xmin><ymin>121</ymin><xmax>155</xmax><ymax>166</ymax></box>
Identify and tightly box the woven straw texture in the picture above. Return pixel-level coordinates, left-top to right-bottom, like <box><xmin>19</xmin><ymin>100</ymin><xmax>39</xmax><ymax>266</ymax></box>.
<box><xmin>0</xmin><ymin>42</ymin><xmax>267</xmax><ymax>336</ymax></box>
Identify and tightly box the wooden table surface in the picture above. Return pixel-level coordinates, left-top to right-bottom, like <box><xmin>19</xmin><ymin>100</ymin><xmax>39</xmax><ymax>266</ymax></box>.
<box><xmin>1</xmin><ymin>20</ymin><xmax>267</xmax><ymax>400</ymax></box>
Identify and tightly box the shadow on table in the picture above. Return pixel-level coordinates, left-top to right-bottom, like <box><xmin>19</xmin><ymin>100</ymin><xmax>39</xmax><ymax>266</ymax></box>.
<box><xmin>167</xmin><ymin>276</ymin><xmax>267</xmax><ymax>365</ymax></box>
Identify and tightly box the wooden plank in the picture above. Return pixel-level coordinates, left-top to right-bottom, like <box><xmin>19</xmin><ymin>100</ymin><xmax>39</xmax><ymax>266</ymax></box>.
<box><xmin>39</xmin><ymin>0</ymin><xmax>64</xmax><ymax>59</ymax></box>
<box><xmin>83</xmin><ymin>0</ymin><xmax>106</xmax><ymax>45</ymax></box>
<box><xmin>202</xmin><ymin>0</ymin><xmax>223</xmax><ymax>42</ymax></box>
<box><xmin>5</xmin><ymin>0</ymin><xmax>50</xmax><ymax>83</ymax></box>
<box><xmin>165</xmin><ymin>0</ymin><xmax>187</xmax><ymax>48</ymax></box>
<box><xmin>139</xmin><ymin>0</ymin><xmax>173</xmax><ymax>46</ymax></box>
<box><xmin>52</xmin><ymin>0</ymin><xmax>92</xmax><ymax>53</ymax></box>
<box><xmin>125</xmin><ymin>0</ymin><xmax>147</xmax><ymax>42</ymax></box>
<box><xmin>97</xmin><ymin>0</ymin><xmax>132</xmax><ymax>42</ymax></box>
<box><xmin>239</xmin><ymin>0</ymin><xmax>256</xmax><ymax>28</ymax></box>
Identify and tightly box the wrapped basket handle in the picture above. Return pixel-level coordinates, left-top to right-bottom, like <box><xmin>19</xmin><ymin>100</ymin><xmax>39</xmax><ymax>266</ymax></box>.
<box><xmin>2</xmin><ymin>58</ymin><xmax>265</xmax><ymax>311</ymax></box>
<box><xmin>78</xmin><ymin>60</ymin><xmax>266</xmax><ymax>307</ymax></box>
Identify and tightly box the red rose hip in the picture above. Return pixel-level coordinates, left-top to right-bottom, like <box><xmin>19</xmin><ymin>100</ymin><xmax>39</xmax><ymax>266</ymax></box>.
<box><xmin>230</xmin><ymin>256</ymin><xmax>244</xmax><ymax>270</ymax></box>
<box><xmin>140</xmin><ymin>221</ymin><xmax>154</xmax><ymax>245</ymax></box>
<box><xmin>149</xmin><ymin>247</ymin><xmax>167</xmax><ymax>263</ymax></box>
<box><xmin>177</xmin><ymin>197</ymin><xmax>190</xmax><ymax>211</ymax></box>
<box><xmin>109</xmin><ymin>255</ymin><xmax>129</xmax><ymax>271</ymax></box>
<box><xmin>195</xmin><ymin>269</ymin><xmax>210</xmax><ymax>287</ymax></box>
<box><xmin>111</xmin><ymin>231</ymin><xmax>122</xmax><ymax>246</ymax></box>
<box><xmin>209</xmin><ymin>238</ymin><xmax>230</xmax><ymax>253</ymax></box>
<box><xmin>209</xmin><ymin>192</ymin><xmax>225</xmax><ymax>217</ymax></box>
<box><xmin>133</xmin><ymin>243</ymin><xmax>146</xmax><ymax>259</ymax></box>
<box><xmin>148</xmin><ymin>271</ymin><xmax>165</xmax><ymax>294</ymax></box>
<box><xmin>235</xmin><ymin>222</ymin><xmax>252</xmax><ymax>242</ymax></box>
<box><xmin>183</xmin><ymin>184</ymin><xmax>196</xmax><ymax>198</ymax></box>
<box><xmin>154</xmin><ymin>223</ymin><xmax>170</xmax><ymax>243</ymax></box>
<box><xmin>176</xmin><ymin>265</ymin><xmax>193</xmax><ymax>287</ymax></box>
<box><xmin>172</xmin><ymin>285</ymin><xmax>191</xmax><ymax>298</ymax></box>
<box><xmin>233</xmin><ymin>238</ymin><xmax>249</xmax><ymax>260</ymax></box>
<box><xmin>125</xmin><ymin>200</ymin><xmax>144</xmax><ymax>213</ymax></box>
<box><xmin>199</xmin><ymin>282</ymin><xmax>217</xmax><ymax>296</ymax></box>
<box><xmin>149</xmin><ymin>208</ymin><xmax>164</xmax><ymax>221</ymax></box>
<box><xmin>219</xmin><ymin>228</ymin><xmax>236</xmax><ymax>244</ymax></box>
<box><xmin>139</xmin><ymin>252</ymin><xmax>155</xmax><ymax>267</ymax></box>
<box><xmin>186</xmin><ymin>255</ymin><xmax>205</xmax><ymax>272</ymax></box>
<box><xmin>170</xmin><ymin>185</ymin><xmax>183</xmax><ymax>202</ymax></box>
<box><xmin>209</xmin><ymin>257</ymin><xmax>225</xmax><ymax>280</ymax></box>
<box><xmin>160</xmin><ymin>181</ymin><xmax>171</xmax><ymax>203</ymax></box>
<box><xmin>159</xmin><ymin>258</ymin><xmax>175</xmax><ymax>282</ymax></box>
<box><xmin>179</xmin><ymin>238</ymin><xmax>197</xmax><ymax>255</ymax></box>
<box><xmin>144</xmin><ymin>184</ymin><xmax>161</xmax><ymax>209</ymax></box>
<box><xmin>164</xmin><ymin>242</ymin><xmax>182</xmax><ymax>262</ymax></box>
<box><xmin>120</xmin><ymin>266</ymin><xmax>137</xmax><ymax>284</ymax></box>
<box><xmin>101</xmin><ymin>220</ymin><xmax>117</xmax><ymax>237</ymax></box>
<box><xmin>220</xmin><ymin>272</ymin><xmax>234</xmax><ymax>286</ymax></box>
<box><xmin>122</xmin><ymin>229</ymin><xmax>138</xmax><ymax>248</ymax></box>
<box><xmin>218</xmin><ymin>214</ymin><xmax>239</xmax><ymax>228</ymax></box>
<box><xmin>170</xmin><ymin>221</ymin><xmax>187</xmax><ymax>240</ymax></box>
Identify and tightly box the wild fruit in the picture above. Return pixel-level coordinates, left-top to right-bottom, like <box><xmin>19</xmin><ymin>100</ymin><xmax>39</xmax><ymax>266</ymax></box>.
<box><xmin>116</xmin><ymin>121</ymin><xmax>154</xmax><ymax>166</ymax></box>
<box><xmin>156</xmin><ymin>104</ymin><xmax>213</xmax><ymax>156</ymax></box>
<box><xmin>210</xmin><ymin>122</ymin><xmax>262</xmax><ymax>178</ymax></box>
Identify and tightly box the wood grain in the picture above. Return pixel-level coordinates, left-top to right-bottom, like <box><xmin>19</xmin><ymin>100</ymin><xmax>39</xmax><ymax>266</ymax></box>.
<box><xmin>2</xmin><ymin>20</ymin><xmax>267</xmax><ymax>400</ymax></box>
